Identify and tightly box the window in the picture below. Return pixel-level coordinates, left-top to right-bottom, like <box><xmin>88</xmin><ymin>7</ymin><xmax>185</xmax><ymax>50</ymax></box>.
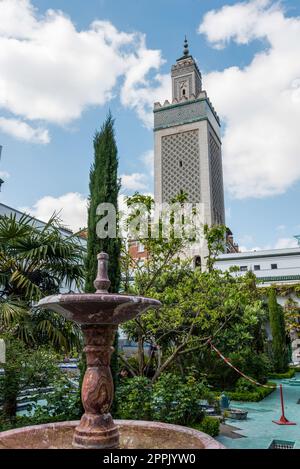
<box><xmin>240</xmin><ymin>266</ymin><xmax>248</xmax><ymax>272</ymax></box>
<box><xmin>194</xmin><ymin>256</ymin><xmax>201</xmax><ymax>269</ymax></box>
<box><xmin>254</xmin><ymin>265</ymin><xmax>261</xmax><ymax>271</ymax></box>
<box><xmin>271</xmin><ymin>264</ymin><xmax>278</xmax><ymax>270</ymax></box>
<box><xmin>182</xmin><ymin>89</ymin><xmax>186</xmax><ymax>96</ymax></box>
<box><xmin>137</xmin><ymin>243</ymin><xmax>145</xmax><ymax>253</ymax></box>
<box><xmin>179</xmin><ymin>160</ymin><xmax>183</xmax><ymax>168</ymax></box>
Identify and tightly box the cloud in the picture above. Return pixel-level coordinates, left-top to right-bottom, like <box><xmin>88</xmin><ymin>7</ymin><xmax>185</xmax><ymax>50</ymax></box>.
<box><xmin>21</xmin><ymin>192</ymin><xmax>136</xmax><ymax>233</ymax></box>
<box><xmin>274</xmin><ymin>237</ymin><xmax>298</xmax><ymax>249</ymax></box>
<box><xmin>121</xmin><ymin>68</ymin><xmax>171</xmax><ymax>128</ymax></box>
<box><xmin>0</xmin><ymin>0</ymin><xmax>167</xmax><ymax>143</ymax></box>
<box><xmin>21</xmin><ymin>192</ymin><xmax>88</xmax><ymax>232</ymax></box>
<box><xmin>140</xmin><ymin>149</ymin><xmax>154</xmax><ymax>176</ymax></box>
<box><xmin>0</xmin><ymin>117</ymin><xmax>49</xmax><ymax>144</ymax></box>
<box><xmin>239</xmin><ymin>235</ymin><xmax>298</xmax><ymax>252</ymax></box>
<box><xmin>120</xmin><ymin>173</ymin><xmax>148</xmax><ymax>191</ymax></box>
<box><xmin>0</xmin><ymin>170</ymin><xmax>10</xmax><ymax>179</ymax></box>
<box><xmin>120</xmin><ymin>149</ymin><xmax>155</xmax><ymax>193</ymax></box>
<box><xmin>199</xmin><ymin>0</ymin><xmax>300</xmax><ymax>198</ymax></box>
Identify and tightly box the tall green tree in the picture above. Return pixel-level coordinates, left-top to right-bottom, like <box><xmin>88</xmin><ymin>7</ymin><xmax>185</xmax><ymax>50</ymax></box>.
<box><xmin>0</xmin><ymin>214</ymin><xmax>85</xmax><ymax>418</ymax></box>
<box><xmin>268</xmin><ymin>288</ymin><xmax>289</xmax><ymax>372</ymax></box>
<box><xmin>0</xmin><ymin>213</ymin><xmax>84</xmax><ymax>350</ymax></box>
<box><xmin>85</xmin><ymin>112</ymin><xmax>121</xmax><ymax>293</ymax></box>
<box><xmin>85</xmin><ymin>113</ymin><xmax>121</xmax><ymax>409</ymax></box>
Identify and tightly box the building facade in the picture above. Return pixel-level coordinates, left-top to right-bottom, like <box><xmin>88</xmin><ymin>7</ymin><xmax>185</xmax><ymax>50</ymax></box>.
<box><xmin>153</xmin><ymin>39</ymin><xmax>225</xmax><ymax>265</ymax></box>
<box><xmin>154</xmin><ymin>39</ymin><xmax>225</xmax><ymax>223</ymax></box>
<box><xmin>216</xmin><ymin>247</ymin><xmax>300</xmax><ymax>286</ymax></box>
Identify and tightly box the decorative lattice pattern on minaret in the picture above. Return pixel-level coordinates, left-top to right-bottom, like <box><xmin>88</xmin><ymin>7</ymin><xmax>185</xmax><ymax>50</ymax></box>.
<box><xmin>161</xmin><ymin>130</ymin><xmax>201</xmax><ymax>203</ymax></box>
<box><xmin>209</xmin><ymin>132</ymin><xmax>225</xmax><ymax>225</ymax></box>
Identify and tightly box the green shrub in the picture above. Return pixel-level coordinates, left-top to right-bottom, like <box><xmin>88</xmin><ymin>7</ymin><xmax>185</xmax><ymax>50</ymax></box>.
<box><xmin>268</xmin><ymin>288</ymin><xmax>289</xmax><ymax>373</ymax></box>
<box><xmin>268</xmin><ymin>368</ymin><xmax>295</xmax><ymax>379</ymax></box>
<box><xmin>192</xmin><ymin>416</ymin><xmax>220</xmax><ymax>437</ymax></box>
<box><xmin>115</xmin><ymin>373</ymin><xmax>215</xmax><ymax>426</ymax></box>
<box><xmin>151</xmin><ymin>374</ymin><xmax>204</xmax><ymax>426</ymax></box>
<box><xmin>0</xmin><ymin>336</ymin><xmax>62</xmax><ymax>419</ymax></box>
<box><xmin>115</xmin><ymin>376</ymin><xmax>152</xmax><ymax>420</ymax></box>
<box><xmin>227</xmin><ymin>382</ymin><xmax>276</xmax><ymax>402</ymax></box>
<box><xmin>235</xmin><ymin>377</ymin><xmax>257</xmax><ymax>393</ymax></box>
<box><xmin>206</xmin><ymin>348</ymin><xmax>271</xmax><ymax>390</ymax></box>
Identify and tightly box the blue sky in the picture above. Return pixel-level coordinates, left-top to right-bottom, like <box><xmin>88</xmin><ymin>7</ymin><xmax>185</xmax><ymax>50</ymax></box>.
<box><xmin>0</xmin><ymin>0</ymin><xmax>300</xmax><ymax>250</ymax></box>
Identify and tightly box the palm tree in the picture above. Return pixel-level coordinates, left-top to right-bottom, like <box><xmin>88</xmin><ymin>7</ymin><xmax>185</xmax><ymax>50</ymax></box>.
<box><xmin>0</xmin><ymin>213</ymin><xmax>85</xmax><ymax>351</ymax></box>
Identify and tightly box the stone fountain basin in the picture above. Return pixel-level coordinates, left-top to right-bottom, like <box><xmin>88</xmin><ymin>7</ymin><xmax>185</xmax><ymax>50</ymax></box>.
<box><xmin>0</xmin><ymin>420</ymin><xmax>225</xmax><ymax>449</ymax></box>
<box><xmin>38</xmin><ymin>293</ymin><xmax>161</xmax><ymax>324</ymax></box>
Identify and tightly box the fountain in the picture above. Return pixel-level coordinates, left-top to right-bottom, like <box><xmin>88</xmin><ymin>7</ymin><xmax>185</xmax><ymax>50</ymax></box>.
<box><xmin>0</xmin><ymin>253</ymin><xmax>224</xmax><ymax>449</ymax></box>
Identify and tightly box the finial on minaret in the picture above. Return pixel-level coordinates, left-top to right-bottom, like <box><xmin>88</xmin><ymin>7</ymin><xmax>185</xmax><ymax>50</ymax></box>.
<box><xmin>183</xmin><ymin>36</ymin><xmax>189</xmax><ymax>57</ymax></box>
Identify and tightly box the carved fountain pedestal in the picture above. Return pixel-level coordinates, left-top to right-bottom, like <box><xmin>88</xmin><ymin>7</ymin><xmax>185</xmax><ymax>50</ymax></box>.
<box><xmin>73</xmin><ymin>324</ymin><xmax>119</xmax><ymax>449</ymax></box>
<box><xmin>0</xmin><ymin>252</ymin><xmax>225</xmax><ymax>450</ymax></box>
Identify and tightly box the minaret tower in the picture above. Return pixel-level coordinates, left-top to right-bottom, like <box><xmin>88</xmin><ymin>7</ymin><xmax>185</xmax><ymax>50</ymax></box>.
<box><xmin>153</xmin><ymin>39</ymin><xmax>225</xmax><ymax>266</ymax></box>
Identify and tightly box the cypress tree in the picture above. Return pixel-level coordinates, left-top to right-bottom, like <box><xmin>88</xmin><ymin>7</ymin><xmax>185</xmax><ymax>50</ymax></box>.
<box><xmin>85</xmin><ymin>112</ymin><xmax>121</xmax><ymax>293</ymax></box>
<box><xmin>268</xmin><ymin>288</ymin><xmax>288</xmax><ymax>372</ymax></box>
<box><xmin>85</xmin><ymin>112</ymin><xmax>121</xmax><ymax>411</ymax></box>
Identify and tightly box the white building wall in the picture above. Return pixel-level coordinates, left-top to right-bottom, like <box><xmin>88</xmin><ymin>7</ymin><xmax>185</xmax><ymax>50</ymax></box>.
<box><xmin>216</xmin><ymin>248</ymin><xmax>300</xmax><ymax>286</ymax></box>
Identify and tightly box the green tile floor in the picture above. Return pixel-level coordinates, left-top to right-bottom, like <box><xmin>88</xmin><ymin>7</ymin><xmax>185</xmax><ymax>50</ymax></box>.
<box><xmin>216</xmin><ymin>374</ymin><xmax>300</xmax><ymax>449</ymax></box>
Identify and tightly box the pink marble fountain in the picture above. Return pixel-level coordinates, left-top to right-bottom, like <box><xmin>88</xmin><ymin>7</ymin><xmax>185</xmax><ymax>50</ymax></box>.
<box><xmin>0</xmin><ymin>253</ymin><xmax>224</xmax><ymax>450</ymax></box>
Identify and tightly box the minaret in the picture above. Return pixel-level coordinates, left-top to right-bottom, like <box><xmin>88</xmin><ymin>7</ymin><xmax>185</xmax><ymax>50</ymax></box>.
<box><xmin>153</xmin><ymin>39</ymin><xmax>225</xmax><ymax>267</ymax></box>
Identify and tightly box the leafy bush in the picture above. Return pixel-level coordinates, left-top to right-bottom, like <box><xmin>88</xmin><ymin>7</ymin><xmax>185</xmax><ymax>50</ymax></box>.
<box><xmin>115</xmin><ymin>376</ymin><xmax>152</xmax><ymax>420</ymax></box>
<box><xmin>31</xmin><ymin>374</ymin><xmax>81</xmax><ymax>421</ymax></box>
<box><xmin>116</xmin><ymin>373</ymin><xmax>215</xmax><ymax>426</ymax></box>
<box><xmin>235</xmin><ymin>377</ymin><xmax>257</xmax><ymax>393</ymax></box>
<box><xmin>151</xmin><ymin>374</ymin><xmax>204</xmax><ymax>426</ymax></box>
<box><xmin>192</xmin><ymin>416</ymin><xmax>220</xmax><ymax>437</ymax></box>
<box><xmin>205</xmin><ymin>348</ymin><xmax>271</xmax><ymax>390</ymax></box>
<box><xmin>0</xmin><ymin>335</ymin><xmax>62</xmax><ymax>419</ymax></box>
<box><xmin>227</xmin><ymin>382</ymin><xmax>276</xmax><ymax>402</ymax></box>
<box><xmin>268</xmin><ymin>368</ymin><xmax>295</xmax><ymax>379</ymax></box>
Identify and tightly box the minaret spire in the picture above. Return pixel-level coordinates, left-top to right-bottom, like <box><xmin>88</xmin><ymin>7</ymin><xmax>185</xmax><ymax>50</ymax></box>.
<box><xmin>183</xmin><ymin>35</ymin><xmax>189</xmax><ymax>57</ymax></box>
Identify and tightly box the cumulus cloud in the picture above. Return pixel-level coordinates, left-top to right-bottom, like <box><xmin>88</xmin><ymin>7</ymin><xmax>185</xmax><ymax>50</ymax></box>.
<box><xmin>0</xmin><ymin>170</ymin><xmax>9</xmax><ymax>179</ymax></box>
<box><xmin>140</xmin><ymin>149</ymin><xmax>154</xmax><ymax>176</ymax></box>
<box><xmin>239</xmin><ymin>235</ymin><xmax>298</xmax><ymax>252</ymax></box>
<box><xmin>21</xmin><ymin>192</ymin><xmax>141</xmax><ymax>233</ymax></box>
<box><xmin>21</xmin><ymin>192</ymin><xmax>88</xmax><ymax>232</ymax></box>
<box><xmin>0</xmin><ymin>117</ymin><xmax>49</xmax><ymax>144</ymax></box>
<box><xmin>120</xmin><ymin>172</ymin><xmax>148</xmax><ymax>191</ymax></box>
<box><xmin>199</xmin><ymin>0</ymin><xmax>300</xmax><ymax>198</ymax></box>
<box><xmin>0</xmin><ymin>0</ymin><xmax>168</xmax><ymax>143</ymax></box>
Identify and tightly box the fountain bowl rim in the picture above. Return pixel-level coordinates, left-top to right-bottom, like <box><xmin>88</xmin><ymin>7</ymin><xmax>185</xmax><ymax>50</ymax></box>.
<box><xmin>38</xmin><ymin>293</ymin><xmax>162</xmax><ymax>308</ymax></box>
<box><xmin>0</xmin><ymin>419</ymin><xmax>225</xmax><ymax>450</ymax></box>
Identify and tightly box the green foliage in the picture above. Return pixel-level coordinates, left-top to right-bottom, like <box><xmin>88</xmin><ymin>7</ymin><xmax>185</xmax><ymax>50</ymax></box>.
<box><xmin>207</xmin><ymin>349</ymin><xmax>271</xmax><ymax>390</ymax></box>
<box><xmin>0</xmin><ymin>372</ymin><xmax>81</xmax><ymax>432</ymax></box>
<box><xmin>235</xmin><ymin>377</ymin><xmax>257</xmax><ymax>393</ymax></box>
<box><xmin>151</xmin><ymin>374</ymin><xmax>205</xmax><ymax>425</ymax></box>
<box><xmin>0</xmin><ymin>213</ymin><xmax>84</xmax><ymax>352</ymax></box>
<box><xmin>120</xmin><ymin>197</ymin><xmax>270</xmax><ymax>392</ymax></box>
<box><xmin>85</xmin><ymin>112</ymin><xmax>121</xmax><ymax>294</ymax></box>
<box><xmin>268</xmin><ymin>368</ymin><xmax>295</xmax><ymax>379</ymax></box>
<box><xmin>31</xmin><ymin>374</ymin><xmax>81</xmax><ymax>421</ymax></box>
<box><xmin>0</xmin><ymin>334</ymin><xmax>62</xmax><ymax>419</ymax></box>
<box><xmin>116</xmin><ymin>373</ymin><xmax>215</xmax><ymax>427</ymax></box>
<box><xmin>203</xmin><ymin>224</ymin><xmax>226</xmax><ymax>272</ymax></box>
<box><xmin>268</xmin><ymin>288</ymin><xmax>289</xmax><ymax>373</ymax></box>
<box><xmin>115</xmin><ymin>376</ymin><xmax>152</xmax><ymax>420</ymax></box>
<box><xmin>192</xmin><ymin>416</ymin><xmax>220</xmax><ymax>437</ymax></box>
<box><xmin>227</xmin><ymin>382</ymin><xmax>276</xmax><ymax>402</ymax></box>
<box><xmin>84</xmin><ymin>112</ymin><xmax>121</xmax><ymax>408</ymax></box>
<box><xmin>0</xmin><ymin>213</ymin><xmax>84</xmax><ymax>302</ymax></box>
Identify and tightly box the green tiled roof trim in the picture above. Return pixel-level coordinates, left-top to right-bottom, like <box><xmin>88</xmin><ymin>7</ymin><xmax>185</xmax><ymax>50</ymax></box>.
<box><xmin>257</xmin><ymin>275</ymin><xmax>300</xmax><ymax>282</ymax></box>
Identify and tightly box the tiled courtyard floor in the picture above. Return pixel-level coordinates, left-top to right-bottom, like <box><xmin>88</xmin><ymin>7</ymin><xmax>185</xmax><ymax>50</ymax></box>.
<box><xmin>216</xmin><ymin>374</ymin><xmax>300</xmax><ymax>449</ymax></box>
